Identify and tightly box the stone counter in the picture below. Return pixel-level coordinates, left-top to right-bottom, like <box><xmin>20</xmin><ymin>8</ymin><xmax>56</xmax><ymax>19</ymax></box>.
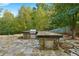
<box><xmin>37</xmin><ymin>31</ymin><xmax>63</xmax><ymax>50</ymax></box>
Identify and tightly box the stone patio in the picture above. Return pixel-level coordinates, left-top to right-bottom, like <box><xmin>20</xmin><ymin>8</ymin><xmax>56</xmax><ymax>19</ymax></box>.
<box><xmin>0</xmin><ymin>34</ymin><xmax>73</xmax><ymax>56</ymax></box>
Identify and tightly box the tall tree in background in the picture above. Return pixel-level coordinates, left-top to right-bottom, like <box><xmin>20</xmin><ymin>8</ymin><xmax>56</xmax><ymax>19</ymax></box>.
<box><xmin>34</xmin><ymin>5</ymin><xmax>49</xmax><ymax>30</ymax></box>
<box><xmin>0</xmin><ymin>10</ymin><xmax>15</xmax><ymax>34</ymax></box>
<box><xmin>18</xmin><ymin>6</ymin><xmax>33</xmax><ymax>30</ymax></box>
<box><xmin>3</xmin><ymin>10</ymin><xmax>14</xmax><ymax>20</ymax></box>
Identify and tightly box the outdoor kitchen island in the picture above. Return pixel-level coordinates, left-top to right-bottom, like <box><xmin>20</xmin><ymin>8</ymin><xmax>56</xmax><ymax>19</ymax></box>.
<box><xmin>22</xmin><ymin>29</ymin><xmax>37</xmax><ymax>39</ymax></box>
<box><xmin>37</xmin><ymin>31</ymin><xmax>63</xmax><ymax>50</ymax></box>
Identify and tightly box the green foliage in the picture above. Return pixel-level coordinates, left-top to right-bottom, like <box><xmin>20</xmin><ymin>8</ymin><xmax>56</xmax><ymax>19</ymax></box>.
<box><xmin>0</xmin><ymin>11</ymin><xmax>14</xmax><ymax>34</ymax></box>
<box><xmin>0</xmin><ymin>3</ymin><xmax>79</xmax><ymax>35</ymax></box>
<box><xmin>0</xmin><ymin>10</ymin><xmax>26</xmax><ymax>35</ymax></box>
<box><xmin>49</xmin><ymin>3</ymin><xmax>79</xmax><ymax>39</ymax></box>
<box><xmin>33</xmin><ymin>6</ymin><xmax>49</xmax><ymax>30</ymax></box>
<box><xmin>50</xmin><ymin>4</ymin><xmax>79</xmax><ymax>29</ymax></box>
<box><xmin>18</xmin><ymin>6</ymin><xmax>33</xmax><ymax>30</ymax></box>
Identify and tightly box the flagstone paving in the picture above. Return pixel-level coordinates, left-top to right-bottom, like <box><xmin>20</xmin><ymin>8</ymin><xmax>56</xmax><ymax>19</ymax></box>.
<box><xmin>0</xmin><ymin>34</ymin><xmax>69</xmax><ymax>56</ymax></box>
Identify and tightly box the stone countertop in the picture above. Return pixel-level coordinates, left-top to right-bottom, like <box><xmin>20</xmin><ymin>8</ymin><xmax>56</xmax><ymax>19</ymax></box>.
<box><xmin>37</xmin><ymin>31</ymin><xmax>63</xmax><ymax>38</ymax></box>
<box><xmin>22</xmin><ymin>30</ymin><xmax>37</xmax><ymax>34</ymax></box>
<box><xmin>22</xmin><ymin>31</ymin><xmax>30</xmax><ymax>33</ymax></box>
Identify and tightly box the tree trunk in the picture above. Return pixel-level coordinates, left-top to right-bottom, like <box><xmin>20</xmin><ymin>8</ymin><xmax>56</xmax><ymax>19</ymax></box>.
<box><xmin>71</xmin><ymin>29</ymin><xmax>76</xmax><ymax>39</ymax></box>
<box><xmin>71</xmin><ymin>13</ymin><xmax>77</xmax><ymax>39</ymax></box>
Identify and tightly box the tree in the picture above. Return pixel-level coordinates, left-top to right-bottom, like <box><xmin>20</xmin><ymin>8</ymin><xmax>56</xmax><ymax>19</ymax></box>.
<box><xmin>68</xmin><ymin>7</ymin><xmax>79</xmax><ymax>39</ymax></box>
<box><xmin>34</xmin><ymin>6</ymin><xmax>49</xmax><ymax>30</ymax></box>
<box><xmin>50</xmin><ymin>3</ymin><xmax>79</xmax><ymax>39</ymax></box>
<box><xmin>0</xmin><ymin>10</ymin><xmax>15</xmax><ymax>34</ymax></box>
<box><xmin>18</xmin><ymin>6</ymin><xmax>33</xmax><ymax>30</ymax></box>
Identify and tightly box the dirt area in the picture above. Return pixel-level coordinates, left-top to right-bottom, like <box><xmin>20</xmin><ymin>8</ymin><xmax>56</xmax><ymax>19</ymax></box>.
<box><xmin>0</xmin><ymin>34</ymin><xmax>69</xmax><ymax>56</ymax></box>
